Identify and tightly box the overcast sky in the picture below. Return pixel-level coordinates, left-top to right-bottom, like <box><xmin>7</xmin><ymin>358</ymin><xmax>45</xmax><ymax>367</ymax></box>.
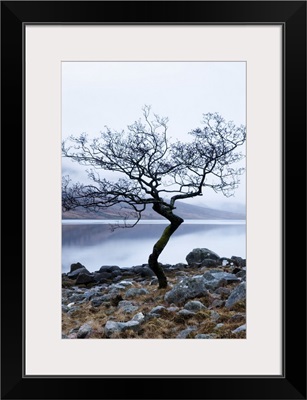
<box><xmin>62</xmin><ymin>62</ymin><xmax>246</xmax><ymax>211</ymax></box>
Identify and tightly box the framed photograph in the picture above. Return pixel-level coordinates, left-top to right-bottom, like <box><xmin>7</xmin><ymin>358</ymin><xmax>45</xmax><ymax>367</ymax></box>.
<box><xmin>1</xmin><ymin>1</ymin><xmax>306</xmax><ymax>399</ymax></box>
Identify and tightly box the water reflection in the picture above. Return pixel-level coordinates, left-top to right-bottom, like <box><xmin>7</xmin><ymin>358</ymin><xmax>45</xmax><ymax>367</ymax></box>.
<box><xmin>62</xmin><ymin>222</ymin><xmax>246</xmax><ymax>273</ymax></box>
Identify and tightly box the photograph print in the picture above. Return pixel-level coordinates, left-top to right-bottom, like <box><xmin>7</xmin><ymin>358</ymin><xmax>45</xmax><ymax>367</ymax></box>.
<box><xmin>61</xmin><ymin>61</ymin><xmax>247</xmax><ymax>339</ymax></box>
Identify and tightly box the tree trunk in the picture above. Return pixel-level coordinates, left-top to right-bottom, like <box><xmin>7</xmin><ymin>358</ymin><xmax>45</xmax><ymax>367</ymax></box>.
<box><xmin>148</xmin><ymin>206</ymin><xmax>184</xmax><ymax>288</ymax></box>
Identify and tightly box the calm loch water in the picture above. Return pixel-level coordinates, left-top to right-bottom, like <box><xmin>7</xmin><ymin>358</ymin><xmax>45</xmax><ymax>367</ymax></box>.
<box><xmin>62</xmin><ymin>220</ymin><xmax>246</xmax><ymax>273</ymax></box>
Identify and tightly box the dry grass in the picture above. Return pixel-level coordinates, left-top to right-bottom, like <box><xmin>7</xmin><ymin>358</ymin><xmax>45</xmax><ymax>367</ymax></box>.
<box><xmin>62</xmin><ymin>267</ymin><xmax>246</xmax><ymax>339</ymax></box>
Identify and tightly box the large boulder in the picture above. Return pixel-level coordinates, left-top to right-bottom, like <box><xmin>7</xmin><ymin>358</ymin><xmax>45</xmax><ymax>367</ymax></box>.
<box><xmin>99</xmin><ymin>265</ymin><xmax>121</xmax><ymax>275</ymax></box>
<box><xmin>75</xmin><ymin>272</ymin><xmax>95</xmax><ymax>285</ymax></box>
<box><xmin>70</xmin><ymin>262</ymin><xmax>86</xmax><ymax>273</ymax></box>
<box><xmin>164</xmin><ymin>276</ymin><xmax>209</xmax><ymax>305</ymax></box>
<box><xmin>186</xmin><ymin>248</ymin><xmax>220</xmax><ymax>266</ymax></box>
<box><xmin>67</xmin><ymin>266</ymin><xmax>90</xmax><ymax>279</ymax></box>
<box><xmin>225</xmin><ymin>282</ymin><xmax>246</xmax><ymax>309</ymax></box>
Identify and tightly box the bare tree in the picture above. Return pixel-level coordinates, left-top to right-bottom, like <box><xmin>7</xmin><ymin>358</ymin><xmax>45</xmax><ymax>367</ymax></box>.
<box><xmin>62</xmin><ymin>106</ymin><xmax>246</xmax><ymax>288</ymax></box>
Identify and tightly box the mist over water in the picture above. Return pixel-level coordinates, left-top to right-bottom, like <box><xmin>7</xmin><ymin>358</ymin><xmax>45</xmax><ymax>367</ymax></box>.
<box><xmin>62</xmin><ymin>220</ymin><xmax>246</xmax><ymax>273</ymax></box>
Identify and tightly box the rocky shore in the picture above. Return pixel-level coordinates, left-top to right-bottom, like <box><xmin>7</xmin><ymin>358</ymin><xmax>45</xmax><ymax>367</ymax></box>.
<box><xmin>62</xmin><ymin>248</ymin><xmax>246</xmax><ymax>339</ymax></box>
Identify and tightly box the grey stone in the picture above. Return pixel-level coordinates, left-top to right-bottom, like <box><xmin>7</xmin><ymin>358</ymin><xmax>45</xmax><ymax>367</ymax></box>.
<box><xmin>77</xmin><ymin>323</ymin><xmax>92</xmax><ymax>338</ymax></box>
<box><xmin>67</xmin><ymin>267</ymin><xmax>90</xmax><ymax>279</ymax></box>
<box><xmin>178</xmin><ymin>309</ymin><xmax>196</xmax><ymax>318</ymax></box>
<box><xmin>230</xmin><ymin>313</ymin><xmax>246</xmax><ymax>323</ymax></box>
<box><xmin>99</xmin><ymin>265</ymin><xmax>121</xmax><ymax>273</ymax></box>
<box><xmin>184</xmin><ymin>300</ymin><xmax>206</xmax><ymax>312</ymax></box>
<box><xmin>211</xmin><ymin>299</ymin><xmax>225</xmax><ymax>308</ymax></box>
<box><xmin>93</xmin><ymin>272</ymin><xmax>112</xmax><ymax>282</ymax></box>
<box><xmin>167</xmin><ymin>306</ymin><xmax>179</xmax><ymax>312</ymax></box>
<box><xmin>125</xmin><ymin>288</ymin><xmax>149</xmax><ymax>298</ymax></box>
<box><xmin>231</xmin><ymin>256</ymin><xmax>246</xmax><ymax>268</ymax></box>
<box><xmin>210</xmin><ymin>311</ymin><xmax>220</xmax><ymax>322</ymax></box>
<box><xmin>68</xmin><ymin>293</ymin><xmax>86</xmax><ymax>303</ymax></box>
<box><xmin>70</xmin><ymin>262</ymin><xmax>86</xmax><ymax>273</ymax></box>
<box><xmin>232</xmin><ymin>324</ymin><xmax>247</xmax><ymax>333</ymax></box>
<box><xmin>76</xmin><ymin>272</ymin><xmax>95</xmax><ymax>285</ymax></box>
<box><xmin>215</xmin><ymin>323</ymin><xmax>225</xmax><ymax>329</ymax></box>
<box><xmin>62</xmin><ymin>305</ymin><xmax>69</xmax><ymax>313</ymax></box>
<box><xmin>210</xmin><ymin>271</ymin><xmax>240</xmax><ymax>284</ymax></box>
<box><xmin>215</xmin><ymin>287</ymin><xmax>232</xmax><ymax>296</ymax></box>
<box><xmin>186</xmin><ymin>248</ymin><xmax>220</xmax><ymax>265</ymax></box>
<box><xmin>225</xmin><ymin>282</ymin><xmax>246</xmax><ymax>309</ymax></box>
<box><xmin>149</xmin><ymin>306</ymin><xmax>167</xmax><ymax>315</ymax></box>
<box><xmin>118</xmin><ymin>300</ymin><xmax>139</xmax><ymax>314</ymax></box>
<box><xmin>236</xmin><ymin>270</ymin><xmax>246</xmax><ymax>279</ymax></box>
<box><xmin>91</xmin><ymin>296</ymin><xmax>106</xmax><ymax>307</ymax></box>
<box><xmin>176</xmin><ymin>326</ymin><xmax>197</xmax><ymax>339</ymax></box>
<box><xmin>200</xmin><ymin>259</ymin><xmax>219</xmax><ymax>268</ymax></box>
<box><xmin>132</xmin><ymin>312</ymin><xmax>145</xmax><ymax>323</ymax></box>
<box><xmin>140</xmin><ymin>267</ymin><xmax>155</xmax><ymax>278</ymax></box>
<box><xmin>164</xmin><ymin>276</ymin><xmax>209</xmax><ymax>305</ymax></box>
<box><xmin>195</xmin><ymin>334</ymin><xmax>216</xmax><ymax>339</ymax></box>
<box><xmin>172</xmin><ymin>263</ymin><xmax>188</xmax><ymax>270</ymax></box>
<box><xmin>116</xmin><ymin>280</ymin><xmax>134</xmax><ymax>287</ymax></box>
<box><xmin>104</xmin><ymin>320</ymin><xmax>141</xmax><ymax>337</ymax></box>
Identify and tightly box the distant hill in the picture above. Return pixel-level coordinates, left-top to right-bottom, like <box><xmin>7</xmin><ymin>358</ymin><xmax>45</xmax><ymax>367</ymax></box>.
<box><xmin>62</xmin><ymin>200</ymin><xmax>245</xmax><ymax>220</ymax></box>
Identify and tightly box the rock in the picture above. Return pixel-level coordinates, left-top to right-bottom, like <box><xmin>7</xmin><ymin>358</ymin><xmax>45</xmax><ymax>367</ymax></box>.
<box><xmin>232</xmin><ymin>324</ymin><xmax>246</xmax><ymax>333</ymax></box>
<box><xmin>68</xmin><ymin>293</ymin><xmax>86</xmax><ymax>303</ymax></box>
<box><xmin>125</xmin><ymin>288</ymin><xmax>149</xmax><ymax>298</ymax></box>
<box><xmin>186</xmin><ymin>248</ymin><xmax>220</xmax><ymax>265</ymax></box>
<box><xmin>70</xmin><ymin>262</ymin><xmax>86</xmax><ymax>273</ymax></box>
<box><xmin>149</xmin><ymin>306</ymin><xmax>167</xmax><ymax>315</ymax></box>
<box><xmin>132</xmin><ymin>312</ymin><xmax>145</xmax><ymax>323</ymax></box>
<box><xmin>225</xmin><ymin>282</ymin><xmax>246</xmax><ymax>309</ymax></box>
<box><xmin>76</xmin><ymin>272</ymin><xmax>95</xmax><ymax>285</ymax></box>
<box><xmin>164</xmin><ymin>276</ymin><xmax>209</xmax><ymax>305</ymax></box>
<box><xmin>91</xmin><ymin>295</ymin><xmax>108</xmax><ymax>307</ymax></box>
<box><xmin>231</xmin><ymin>256</ymin><xmax>246</xmax><ymax>268</ymax></box>
<box><xmin>167</xmin><ymin>306</ymin><xmax>179</xmax><ymax>312</ymax></box>
<box><xmin>62</xmin><ymin>305</ymin><xmax>69</xmax><ymax>313</ymax></box>
<box><xmin>236</xmin><ymin>270</ymin><xmax>246</xmax><ymax>279</ymax></box>
<box><xmin>201</xmin><ymin>271</ymin><xmax>239</xmax><ymax>292</ymax></box>
<box><xmin>77</xmin><ymin>323</ymin><xmax>92</xmax><ymax>338</ymax></box>
<box><xmin>178</xmin><ymin>309</ymin><xmax>196</xmax><ymax>318</ymax></box>
<box><xmin>195</xmin><ymin>334</ymin><xmax>216</xmax><ymax>339</ymax></box>
<box><xmin>214</xmin><ymin>323</ymin><xmax>224</xmax><ymax>330</ymax></box>
<box><xmin>171</xmin><ymin>263</ymin><xmax>188</xmax><ymax>270</ymax></box>
<box><xmin>210</xmin><ymin>271</ymin><xmax>240</xmax><ymax>284</ymax></box>
<box><xmin>184</xmin><ymin>300</ymin><xmax>206</xmax><ymax>312</ymax></box>
<box><xmin>110</xmin><ymin>294</ymin><xmax>124</xmax><ymax>306</ymax></box>
<box><xmin>211</xmin><ymin>299</ymin><xmax>225</xmax><ymax>308</ymax></box>
<box><xmin>176</xmin><ymin>326</ymin><xmax>197</xmax><ymax>339</ymax></box>
<box><xmin>200</xmin><ymin>259</ymin><xmax>219</xmax><ymax>268</ymax></box>
<box><xmin>230</xmin><ymin>313</ymin><xmax>246</xmax><ymax>323</ymax></box>
<box><xmin>140</xmin><ymin>267</ymin><xmax>156</xmax><ymax>278</ymax></box>
<box><xmin>93</xmin><ymin>272</ymin><xmax>112</xmax><ymax>282</ymax></box>
<box><xmin>104</xmin><ymin>320</ymin><xmax>141</xmax><ymax>337</ymax></box>
<box><xmin>67</xmin><ymin>267</ymin><xmax>90</xmax><ymax>279</ymax></box>
<box><xmin>215</xmin><ymin>287</ymin><xmax>231</xmax><ymax>296</ymax></box>
<box><xmin>116</xmin><ymin>280</ymin><xmax>134</xmax><ymax>287</ymax></box>
<box><xmin>210</xmin><ymin>311</ymin><xmax>220</xmax><ymax>321</ymax></box>
<box><xmin>99</xmin><ymin>265</ymin><xmax>121</xmax><ymax>273</ymax></box>
<box><xmin>118</xmin><ymin>300</ymin><xmax>139</xmax><ymax>314</ymax></box>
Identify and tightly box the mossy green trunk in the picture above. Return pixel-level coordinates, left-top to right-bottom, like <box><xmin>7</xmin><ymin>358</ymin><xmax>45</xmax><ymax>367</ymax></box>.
<box><xmin>148</xmin><ymin>205</ymin><xmax>184</xmax><ymax>288</ymax></box>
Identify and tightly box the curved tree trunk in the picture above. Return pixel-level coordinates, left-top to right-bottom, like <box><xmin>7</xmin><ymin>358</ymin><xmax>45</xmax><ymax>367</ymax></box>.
<box><xmin>148</xmin><ymin>205</ymin><xmax>184</xmax><ymax>288</ymax></box>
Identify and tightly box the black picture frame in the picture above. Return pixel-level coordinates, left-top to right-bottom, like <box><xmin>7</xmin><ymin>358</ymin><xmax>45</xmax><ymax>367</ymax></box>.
<box><xmin>1</xmin><ymin>1</ymin><xmax>306</xmax><ymax>399</ymax></box>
